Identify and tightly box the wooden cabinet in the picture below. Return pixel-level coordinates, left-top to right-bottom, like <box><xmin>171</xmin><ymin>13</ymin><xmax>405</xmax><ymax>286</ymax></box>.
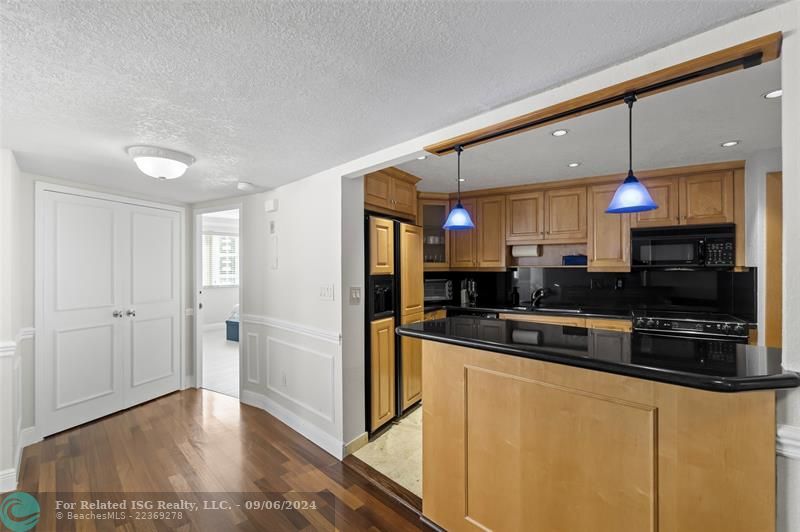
<box><xmin>364</xmin><ymin>167</ymin><xmax>420</xmax><ymax>219</ymax></box>
<box><xmin>368</xmin><ymin>216</ymin><xmax>394</xmax><ymax>275</ymax></box>
<box><xmin>424</xmin><ymin>309</ymin><xmax>447</xmax><ymax>321</ymax></box>
<box><xmin>401</xmin><ymin>312</ymin><xmax>424</xmax><ymax>411</ymax></box>
<box><xmin>419</xmin><ymin>197</ymin><xmax>450</xmax><ymax>270</ymax></box>
<box><xmin>586</xmin><ymin>317</ymin><xmax>633</xmax><ymax>332</ymax></box>
<box><xmin>369</xmin><ymin>317</ymin><xmax>396</xmax><ymax>432</ymax></box>
<box><xmin>588</xmin><ymin>183</ymin><xmax>631</xmax><ymax>272</ymax></box>
<box><xmin>476</xmin><ymin>196</ymin><xmax>506</xmax><ymax>268</ymax></box>
<box><xmin>544</xmin><ymin>186</ymin><xmax>587</xmax><ymax>242</ymax></box>
<box><xmin>631</xmin><ymin>176</ymin><xmax>680</xmax><ymax>228</ymax></box>
<box><xmin>506</xmin><ymin>191</ymin><xmax>544</xmax><ymax>242</ymax></box>
<box><xmin>399</xmin><ymin>223</ymin><xmax>424</xmax><ymax>316</ymax></box>
<box><xmin>680</xmin><ymin>170</ymin><xmax>735</xmax><ymax>225</ymax></box>
<box><xmin>449</xmin><ymin>198</ymin><xmax>477</xmax><ymax>268</ymax></box>
<box><xmin>499</xmin><ymin>313</ymin><xmax>586</xmax><ymax>328</ymax></box>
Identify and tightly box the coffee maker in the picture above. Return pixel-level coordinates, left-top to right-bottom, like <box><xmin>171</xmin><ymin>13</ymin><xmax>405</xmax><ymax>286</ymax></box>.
<box><xmin>460</xmin><ymin>278</ymin><xmax>478</xmax><ymax>307</ymax></box>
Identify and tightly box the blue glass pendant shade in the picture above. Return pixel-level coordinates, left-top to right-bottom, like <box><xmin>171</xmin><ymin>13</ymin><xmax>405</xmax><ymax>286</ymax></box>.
<box><xmin>443</xmin><ymin>203</ymin><xmax>475</xmax><ymax>230</ymax></box>
<box><xmin>606</xmin><ymin>171</ymin><xmax>658</xmax><ymax>213</ymax></box>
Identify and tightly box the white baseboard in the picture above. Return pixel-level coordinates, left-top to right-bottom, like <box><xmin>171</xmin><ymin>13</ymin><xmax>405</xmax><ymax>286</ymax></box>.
<box><xmin>203</xmin><ymin>322</ymin><xmax>226</xmax><ymax>332</ymax></box>
<box><xmin>0</xmin><ymin>468</ymin><xmax>17</xmax><ymax>493</ymax></box>
<box><xmin>778</xmin><ymin>424</ymin><xmax>800</xmax><ymax>460</ymax></box>
<box><xmin>240</xmin><ymin>389</ymin><xmax>344</xmax><ymax>460</ymax></box>
<box><xmin>344</xmin><ymin>432</ymin><xmax>369</xmax><ymax>456</ymax></box>
<box><xmin>19</xmin><ymin>427</ymin><xmax>41</xmax><ymax>450</ymax></box>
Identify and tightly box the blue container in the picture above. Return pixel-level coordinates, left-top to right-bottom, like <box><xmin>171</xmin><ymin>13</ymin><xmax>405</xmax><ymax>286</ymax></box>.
<box><xmin>562</xmin><ymin>254</ymin><xmax>588</xmax><ymax>266</ymax></box>
<box><xmin>225</xmin><ymin>319</ymin><xmax>239</xmax><ymax>342</ymax></box>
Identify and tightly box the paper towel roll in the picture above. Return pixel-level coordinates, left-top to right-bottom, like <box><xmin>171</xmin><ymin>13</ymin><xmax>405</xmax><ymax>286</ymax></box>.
<box><xmin>511</xmin><ymin>245</ymin><xmax>542</xmax><ymax>258</ymax></box>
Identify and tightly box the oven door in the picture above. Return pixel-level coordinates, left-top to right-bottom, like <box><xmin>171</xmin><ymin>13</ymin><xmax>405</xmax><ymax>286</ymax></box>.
<box><xmin>632</xmin><ymin>235</ymin><xmax>705</xmax><ymax>268</ymax></box>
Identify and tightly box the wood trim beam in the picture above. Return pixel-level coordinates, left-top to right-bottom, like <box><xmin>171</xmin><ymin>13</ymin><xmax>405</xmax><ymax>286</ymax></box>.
<box><xmin>425</xmin><ymin>33</ymin><xmax>782</xmax><ymax>156</ymax></box>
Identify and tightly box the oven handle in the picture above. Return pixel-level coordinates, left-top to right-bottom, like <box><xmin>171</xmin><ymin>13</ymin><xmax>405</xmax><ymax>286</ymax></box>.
<box><xmin>697</xmin><ymin>239</ymin><xmax>705</xmax><ymax>265</ymax></box>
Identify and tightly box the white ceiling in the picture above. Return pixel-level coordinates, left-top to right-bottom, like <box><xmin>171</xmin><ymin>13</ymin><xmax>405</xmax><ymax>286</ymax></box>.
<box><xmin>401</xmin><ymin>59</ymin><xmax>782</xmax><ymax>191</ymax></box>
<box><xmin>0</xmin><ymin>0</ymin><xmax>783</xmax><ymax>203</ymax></box>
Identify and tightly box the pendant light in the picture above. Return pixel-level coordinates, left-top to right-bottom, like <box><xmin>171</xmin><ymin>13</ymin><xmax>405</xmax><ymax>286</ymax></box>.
<box><xmin>606</xmin><ymin>94</ymin><xmax>658</xmax><ymax>213</ymax></box>
<box><xmin>443</xmin><ymin>145</ymin><xmax>475</xmax><ymax>230</ymax></box>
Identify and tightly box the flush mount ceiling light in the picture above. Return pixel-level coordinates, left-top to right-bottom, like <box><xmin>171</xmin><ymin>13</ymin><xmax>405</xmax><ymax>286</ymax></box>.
<box><xmin>126</xmin><ymin>145</ymin><xmax>195</xmax><ymax>180</ymax></box>
<box><xmin>721</xmin><ymin>140</ymin><xmax>741</xmax><ymax>148</ymax></box>
<box><xmin>606</xmin><ymin>94</ymin><xmax>658</xmax><ymax>214</ymax></box>
<box><xmin>443</xmin><ymin>145</ymin><xmax>475</xmax><ymax>231</ymax></box>
<box><xmin>237</xmin><ymin>181</ymin><xmax>259</xmax><ymax>193</ymax></box>
<box><xmin>567</xmin><ymin>162</ymin><xmax>581</xmax><ymax>168</ymax></box>
<box><xmin>763</xmin><ymin>89</ymin><xmax>782</xmax><ymax>99</ymax></box>
<box><xmin>551</xmin><ymin>129</ymin><xmax>569</xmax><ymax>137</ymax></box>
<box><xmin>417</xmin><ymin>155</ymin><xmax>428</xmax><ymax>160</ymax></box>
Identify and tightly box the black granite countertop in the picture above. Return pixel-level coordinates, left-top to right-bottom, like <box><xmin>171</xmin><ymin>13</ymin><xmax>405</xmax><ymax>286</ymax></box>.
<box><xmin>396</xmin><ymin>316</ymin><xmax>799</xmax><ymax>392</ymax></box>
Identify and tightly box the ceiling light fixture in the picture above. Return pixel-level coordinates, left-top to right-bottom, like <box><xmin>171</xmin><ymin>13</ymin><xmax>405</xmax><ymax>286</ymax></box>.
<box><xmin>763</xmin><ymin>89</ymin><xmax>782</xmax><ymax>99</ymax></box>
<box><xmin>237</xmin><ymin>181</ymin><xmax>259</xmax><ymax>193</ymax></box>
<box><xmin>606</xmin><ymin>94</ymin><xmax>658</xmax><ymax>214</ymax></box>
<box><xmin>127</xmin><ymin>146</ymin><xmax>195</xmax><ymax>180</ymax></box>
<box><xmin>721</xmin><ymin>140</ymin><xmax>740</xmax><ymax>148</ymax></box>
<box><xmin>567</xmin><ymin>162</ymin><xmax>581</xmax><ymax>168</ymax></box>
<box><xmin>551</xmin><ymin>129</ymin><xmax>569</xmax><ymax>137</ymax></box>
<box><xmin>417</xmin><ymin>155</ymin><xmax>427</xmax><ymax>160</ymax></box>
<box><xmin>443</xmin><ymin>145</ymin><xmax>475</xmax><ymax>231</ymax></box>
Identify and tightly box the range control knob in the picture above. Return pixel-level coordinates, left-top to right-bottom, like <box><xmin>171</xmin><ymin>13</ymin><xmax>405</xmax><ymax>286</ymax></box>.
<box><xmin>646</xmin><ymin>319</ymin><xmax>655</xmax><ymax>328</ymax></box>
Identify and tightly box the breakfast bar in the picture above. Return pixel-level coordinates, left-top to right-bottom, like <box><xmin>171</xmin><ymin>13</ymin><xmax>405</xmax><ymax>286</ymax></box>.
<box><xmin>397</xmin><ymin>315</ymin><xmax>800</xmax><ymax>532</ymax></box>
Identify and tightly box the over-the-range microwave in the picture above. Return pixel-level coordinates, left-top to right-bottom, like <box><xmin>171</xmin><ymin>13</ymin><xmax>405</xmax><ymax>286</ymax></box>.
<box><xmin>631</xmin><ymin>223</ymin><xmax>735</xmax><ymax>270</ymax></box>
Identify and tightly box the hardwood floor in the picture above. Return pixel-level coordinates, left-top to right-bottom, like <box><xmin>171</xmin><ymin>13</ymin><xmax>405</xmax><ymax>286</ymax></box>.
<box><xmin>16</xmin><ymin>389</ymin><xmax>428</xmax><ymax>531</ymax></box>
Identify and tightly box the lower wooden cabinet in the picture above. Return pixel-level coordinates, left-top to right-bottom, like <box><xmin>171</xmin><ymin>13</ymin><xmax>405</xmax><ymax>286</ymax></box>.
<box><xmin>369</xmin><ymin>317</ymin><xmax>396</xmax><ymax>432</ymax></box>
<box><xmin>586</xmin><ymin>317</ymin><xmax>633</xmax><ymax>332</ymax></box>
<box><xmin>499</xmin><ymin>313</ymin><xmax>586</xmax><ymax>328</ymax></box>
<box><xmin>401</xmin><ymin>312</ymin><xmax>424</xmax><ymax>411</ymax></box>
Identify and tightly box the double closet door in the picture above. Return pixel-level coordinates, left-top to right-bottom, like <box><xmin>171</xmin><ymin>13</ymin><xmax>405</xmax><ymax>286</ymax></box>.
<box><xmin>38</xmin><ymin>188</ymin><xmax>182</xmax><ymax>437</ymax></box>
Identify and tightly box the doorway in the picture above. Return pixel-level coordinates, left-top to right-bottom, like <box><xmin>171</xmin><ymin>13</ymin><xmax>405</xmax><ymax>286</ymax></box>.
<box><xmin>195</xmin><ymin>207</ymin><xmax>241</xmax><ymax>398</ymax></box>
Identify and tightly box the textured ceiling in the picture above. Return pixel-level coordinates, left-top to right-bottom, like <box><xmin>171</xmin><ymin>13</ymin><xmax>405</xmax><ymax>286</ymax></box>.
<box><xmin>401</xmin><ymin>59</ymin><xmax>782</xmax><ymax>191</ymax></box>
<box><xmin>0</xmin><ymin>0</ymin><xmax>783</xmax><ymax>203</ymax></box>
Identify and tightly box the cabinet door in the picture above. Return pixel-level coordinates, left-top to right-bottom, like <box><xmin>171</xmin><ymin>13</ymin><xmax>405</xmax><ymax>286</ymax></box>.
<box><xmin>631</xmin><ymin>176</ymin><xmax>680</xmax><ymax>228</ymax></box>
<box><xmin>586</xmin><ymin>318</ymin><xmax>633</xmax><ymax>332</ymax></box>
<box><xmin>477</xmin><ymin>195</ymin><xmax>506</xmax><ymax>268</ymax></box>
<box><xmin>680</xmin><ymin>171</ymin><xmax>735</xmax><ymax>225</ymax></box>
<box><xmin>370</xmin><ymin>317</ymin><xmax>396</xmax><ymax>431</ymax></box>
<box><xmin>506</xmin><ymin>191</ymin><xmax>545</xmax><ymax>242</ymax></box>
<box><xmin>544</xmin><ymin>186</ymin><xmax>587</xmax><ymax>242</ymax></box>
<box><xmin>589</xmin><ymin>329</ymin><xmax>632</xmax><ymax>363</ymax></box>
<box><xmin>587</xmin><ymin>184</ymin><xmax>631</xmax><ymax>272</ymax></box>
<box><xmin>369</xmin><ymin>217</ymin><xmax>394</xmax><ymax>275</ymax></box>
<box><xmin>449</xmin><ymin>198</ymin><xmax>477</xmax><ymax>268</ymax></box>
<box><xmin>364</xmin><ymin>171</ymin><xmax>392</xmax><ymax>210</ymax></box>
<box><xmin>419</xmin><ymin>199</ymin><xmax>450</xmax><ymax>270</ymax></box>
<box><xmin>392</xmin><ymin>177</ymin><xmax>418</xmax><ymax>217</ymax></box>
<box><xmin>399</xmin><ymin>223</ymin><xmax>424</xmax><ymax>316</ymax></box>
<box><xmin>401</xmin><ymin>312</ymin><xmax>424</xmax><ymax>411</ymax></box>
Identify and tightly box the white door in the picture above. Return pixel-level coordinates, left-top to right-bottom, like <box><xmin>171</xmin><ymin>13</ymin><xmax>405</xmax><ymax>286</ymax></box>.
<box><xmin>39</xmin><ymin>189</ymin><xmax>181</xmax><ymax>436</ymax></box>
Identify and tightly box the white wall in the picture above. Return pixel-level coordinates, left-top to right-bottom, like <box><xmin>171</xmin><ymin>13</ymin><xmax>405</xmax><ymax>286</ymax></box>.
<box><xmin>202</xmin><ymin>287</ymin><xmax>239</xmax><ymax>327</ymax></box>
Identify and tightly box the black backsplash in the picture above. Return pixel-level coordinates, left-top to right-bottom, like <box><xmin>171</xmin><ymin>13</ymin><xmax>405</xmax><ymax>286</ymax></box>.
<box><xmin>427</xmin><ymin>268</ymin><xmax>757</xmax><ymax>322</ymax></box>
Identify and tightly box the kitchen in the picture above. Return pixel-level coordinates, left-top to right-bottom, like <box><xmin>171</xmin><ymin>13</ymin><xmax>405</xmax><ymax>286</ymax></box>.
<box><xmin>348</xmin><ymin>32</ymin><xmax>797</xmax><ymax>531</ymax></box>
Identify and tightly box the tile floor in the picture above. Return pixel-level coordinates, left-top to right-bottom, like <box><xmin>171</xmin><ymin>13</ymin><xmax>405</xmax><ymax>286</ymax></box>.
<box><xmin>354</xmin><ymin>406</ymin><xmax>422</xmax><ymax>497</ymax></box>
<box><xmin>202</xmin><ymin>327</ymin><xmax>240</xmax><ymax>398</ymax></box>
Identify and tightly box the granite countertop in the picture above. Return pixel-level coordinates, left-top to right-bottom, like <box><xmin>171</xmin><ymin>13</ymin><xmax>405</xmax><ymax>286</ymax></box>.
<box><xmin>423</xmin><ymin>304</ymin><xmax>634</xmax><ymax>319</ymax></box>
<box><xmin>396</xmin><ymin>316</ymin><xmax>799</xmax><ymax>393</ymax></box>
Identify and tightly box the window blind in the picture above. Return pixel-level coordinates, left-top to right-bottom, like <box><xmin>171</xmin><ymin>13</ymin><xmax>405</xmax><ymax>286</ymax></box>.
<box><xmin>202</xmin><ymin>234</ymin><xmax>239</xmax><ymax>287</ymax></box>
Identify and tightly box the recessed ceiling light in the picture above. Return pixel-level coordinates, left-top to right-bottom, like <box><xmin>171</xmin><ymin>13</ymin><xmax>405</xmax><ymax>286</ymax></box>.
<box><xmin>417</xmin><ymin>155</ymin><xmax>427</xmax><ymax>160</ymax></box>
<box><xmin>127</xmin><ymin>145</ymin><xmax>195</xmax><ymax>180</ymax></box>
<box><xmin>763</xmin><ymin>89</ymin><xmax>782</xmax><ymax>99</ymax></box>
<box><xmin>721</xmin><ymin>140</ymin><xmax>740</xmax><ymax>148</ymax></box>
<box><xmin>458</xmin><ymin>178</ymin><xmax>466</xmax><ymax>182</ymax></box>
<box><xmin>567</xmin><ymin>162</ymin><xmax>581</xmax><ymax>168</ymax></box>
<box><xmin>551</xmin><ymin>129</ymin><xmax>569</xmax><ymax>137</ymax></box>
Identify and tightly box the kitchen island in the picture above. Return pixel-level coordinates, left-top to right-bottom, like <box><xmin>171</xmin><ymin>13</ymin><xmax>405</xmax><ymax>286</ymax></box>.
<box><xmin>396</xmin><ymin>316</ymin><xmax>799</xmax><ymax>532</ymax></box>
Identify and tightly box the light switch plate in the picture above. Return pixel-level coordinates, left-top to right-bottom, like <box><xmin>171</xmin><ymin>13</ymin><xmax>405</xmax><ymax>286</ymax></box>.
<box><xmin>319</xmin><ymin>284</ymin><xmax>335</xmax><ymax>301</ymax></box>
<box><xmin>349</xmin><ymin>286</ymin><xmax>361</xmax><ymax>305</ymax></box>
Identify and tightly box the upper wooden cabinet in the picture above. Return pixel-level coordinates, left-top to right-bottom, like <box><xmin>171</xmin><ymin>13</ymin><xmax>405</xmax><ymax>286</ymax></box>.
<box><xmin>449</xmin><ymin>198</ymin><xmax>478</xmax><ymax>268</ymax></box>
<box><xmin>368</xmin><ymin>217</ymin><xmax>394</xmax><ymax>275</ymax></box>
<box><xmin>588</xmin><ymin>183</ymin><xmax>631</xmax><ymax>272</ymax></box>
<box><xmin>399</xmin><ymin>223</ymin><xmax>424</xmax><ymax>317</ymax></box>
<box><xmin>544</xmin><ymin>186</ymin><xmax>587</xmax><ymax>242</ymax></box>
<box><xmin>477</xmin><ymin>196</ymin><xmax>506</xmax><ymax>268</ymax></box>
<box><xmin>364</xmin><ymin>167</ymin><xmax>420</xmax><ymax>219</ymax></box>
<box><xmin>680</xmin><ymin>171</ymin><xmax>735</xmax><ymax>225</ymax></box>
<box><xmin>418</xmin><ymin>197</ymin><xmax>450</xmax><ymax>271</ymax></box>
<box><xmin>506</xmin><ymin>191</ymin><xmax>544</xmax><ymax>242</ymax></box>
<box><xmin>630</xmin><ymin>176</ymin><xmax>680</xmax><ymax>228</ymax></box>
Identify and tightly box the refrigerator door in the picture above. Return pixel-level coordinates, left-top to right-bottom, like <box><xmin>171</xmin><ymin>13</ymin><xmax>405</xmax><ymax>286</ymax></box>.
<box><xmin>398</xmin><ymin>222</ymin><xmax>424</xmax><ymax>317</ymax></box>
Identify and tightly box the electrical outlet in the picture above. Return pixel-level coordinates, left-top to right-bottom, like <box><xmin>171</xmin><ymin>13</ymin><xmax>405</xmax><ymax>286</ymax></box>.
<box><xmin>319</xmin><ymin>284</ymin><xmax>335</xmax><ymax>301</ymax></box>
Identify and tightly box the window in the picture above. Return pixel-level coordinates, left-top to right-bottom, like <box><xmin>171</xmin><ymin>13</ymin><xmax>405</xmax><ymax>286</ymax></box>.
<box><xmin>203</xmin><ymin>234</ymin><xmax>239</xmax><ymax>287</ymax></box>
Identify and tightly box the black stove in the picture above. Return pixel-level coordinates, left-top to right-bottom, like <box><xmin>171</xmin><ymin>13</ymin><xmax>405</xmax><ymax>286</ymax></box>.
<box><xmin>632</xmin><ymin>310</ymin><xmax>749</xmax><ymax>340</ymax></box>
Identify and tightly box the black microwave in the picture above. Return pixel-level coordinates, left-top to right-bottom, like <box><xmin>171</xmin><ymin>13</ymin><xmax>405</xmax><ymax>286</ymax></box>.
<box><xmin>631</xmin><ymin>224</ymin><xmax>735</xmax><ymax>269</ymax></box>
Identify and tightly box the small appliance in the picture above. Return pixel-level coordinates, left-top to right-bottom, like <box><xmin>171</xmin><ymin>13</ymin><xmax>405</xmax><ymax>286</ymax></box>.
<box><xmin>631</xmin><ymin>223</ymin><xmax>735</xmax><ymax>269</ymax></box>
<box><xmin>424</xmin><ymin>279</ymin><xmax>453</xmax><ymax>302</ymax></box>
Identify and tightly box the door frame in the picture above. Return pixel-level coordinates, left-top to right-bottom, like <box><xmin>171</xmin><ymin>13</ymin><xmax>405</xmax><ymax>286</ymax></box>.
<box><xmin>34</xmin><ymin>182</ymin><xmax>187</xmax><ymax>438</ymax></box>
<box><xmin>192</xmin><ymin>203</ymin><xmax>243</xmax><ymax>394</ymax></box>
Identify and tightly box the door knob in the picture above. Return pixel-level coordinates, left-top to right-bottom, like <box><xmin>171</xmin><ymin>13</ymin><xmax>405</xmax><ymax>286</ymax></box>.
<box><xmin>126</xmin><ymin>309</ymin><xmax>136</xmax><ymax>317</ymax></box>
<box><xmin>112</xmin><ymin>310</ymin><xmax>123</xmax><ymax>318</ymax></box>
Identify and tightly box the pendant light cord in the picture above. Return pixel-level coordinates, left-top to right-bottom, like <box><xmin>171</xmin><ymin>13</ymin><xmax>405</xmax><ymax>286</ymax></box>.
<box><xmin>455</xmin><ymin>144</ymin><xmax>464</xmax><ymax>204</ymax></box>
<box><xmin>625</xmin><ymin>94</ymin><xmax>636</xmax><ymax>177</ymax></box>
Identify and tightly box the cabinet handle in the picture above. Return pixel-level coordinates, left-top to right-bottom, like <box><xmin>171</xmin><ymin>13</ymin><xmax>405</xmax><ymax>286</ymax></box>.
<box><xmin>126</xmin><ymin>309</ymin><xmax>136</xmax><ymax>317</ymax></box>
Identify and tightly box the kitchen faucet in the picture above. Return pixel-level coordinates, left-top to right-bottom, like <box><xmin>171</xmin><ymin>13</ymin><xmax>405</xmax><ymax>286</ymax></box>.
<box><xmin>530</xmin><ymin>287</ymin><xmax>550</xmax><ymax>310</ymax></box>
